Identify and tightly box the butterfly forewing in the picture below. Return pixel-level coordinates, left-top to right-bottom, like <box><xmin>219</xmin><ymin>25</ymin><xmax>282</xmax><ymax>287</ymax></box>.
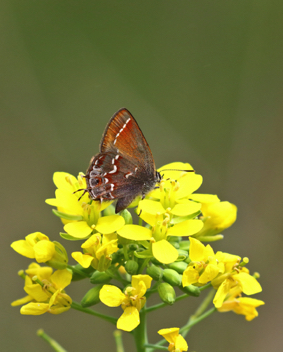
<box><xmin>86</xmin><ymin>108</ymin><xmax>159</xmax><ymax>213</ymax></box>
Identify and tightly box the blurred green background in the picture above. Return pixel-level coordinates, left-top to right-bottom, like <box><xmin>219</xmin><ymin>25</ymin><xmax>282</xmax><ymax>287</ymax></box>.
<box><xmin>2</xmin><ymin>1</ymin><xmax>282</xmax><ymax>351</ymax></box>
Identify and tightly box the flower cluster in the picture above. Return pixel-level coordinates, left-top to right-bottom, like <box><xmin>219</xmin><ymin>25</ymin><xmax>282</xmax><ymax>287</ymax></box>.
<box><xmin>11</xmin><ymin>162</ymin><xmax>264</xmax><ymax>351</ymax></box>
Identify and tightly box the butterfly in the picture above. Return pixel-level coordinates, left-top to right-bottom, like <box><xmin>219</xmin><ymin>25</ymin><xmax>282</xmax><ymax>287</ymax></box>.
<box><xmin>83</xmin><ymin>108</ymin><xmax>161</xmax><ymax>213</ymax></box>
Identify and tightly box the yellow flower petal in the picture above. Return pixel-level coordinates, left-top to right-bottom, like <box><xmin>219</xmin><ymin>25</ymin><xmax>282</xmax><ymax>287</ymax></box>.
<box><xmin>99</xmin><ymin>285</ymin><xmax>125</xmax><ymax>307</ymax></box>
<box><xmin>20</xmin><ymin>302</ymin><xmax>50</xmax><ymax>315</ymax></box>
<box><xmin>167</xmin><ymin>219</ymin><xmax>203</xmax><ymax>237</ymax></box>
<box><xmin>11</xmin><ymin>295</ymin><xmax>33</xmax><ymax>306</ymax></box>
<box><xmin>117</xmin><ymin>306</ymin><xmax>140</xmax><ymax>332</ymax></box>
<box><xmin>138</xmin><ymin>199</ymin><xmax>166</xmax><ymax>215</ymax></box>
<box><xmin>182</xmin><ymin>266</ymin><xmax>199</xmax><ymax>286</ymax></box>
<box><xmin>190</xmin><ymin>193</ymin><xmax>220</xmax><ymax>203</ymax></box>
<box><xmin>72</xmin><ymin>252</ymin><xmax>94</xmax><ymax>268</ymax></box>
<box><xmin>33</xmin><ymin>241</ymin><xmax>55</xmax><ymax>263</ymax></box>
<box><xmin>176</xmin><ymin>173</ymin><xmax>203</xmax><ymax>198</ymax></box>
<box><xmin>117</xmin><ymin>225</ymin><xmax>152</xmax><ymax>241</ymax></box>
<box><xmin>199</xmin><ymin>264</ymin><xmax>219</xmax><ymax>283</ymax></box>
<box><xmin>11</xmin><ymin>240</ymin><xmax>35</xmax><ymax>258</ymax></box>
<box><xmin>213</xmin><ymin>278</ymin><xmax>233</xmax><ymax>308</ymax></box>
<box><xmin>158</xmin><ymin>327</ymin><xmax>180</xmax><ymax>343</ymax></box>
<box><xmin>55</xmin><ymin>189</ymin><xmax>83</xmax><ymax>214</ymax></box>
<box><xmin>53</xmin><ymin>172</ymin><xmax>78</xmax><ymax>191</ymax></box>
<box><xmin>131</xmin><ymin>275</ymin><xmax>152</xmax><ymax>291</ymax></box>
<box><xmin>64</xmin><ymin>221</ymin><xmax>92</xmax><ymax>238</ymax></box>
<box><xmin>50</xmin><ymin>269</ymin><xmax>72</xmax><ymax>290</ymax></box>
<box><xmin>189</xmin><ymin>237</ymin><xmax>205</xmax><ymax>262</ymax></box>
<box><xmin>233</xmin><ymin>272</ymin><xmax>262</xmax><ymax>295</ymax></box>
<box><xmin>175</xmin><ymin>334</ymin><xmax>188</xmax><ymax>351</ymax></box>
<box><xmin>24</xmin><ymin>284</ymin><xmax>50</xmax><ymax>302</ymax></box>
<box><xmin>152</xmin><ymin>240</ymin><xmax>178</xmax><ymax>264</ymax></box>
<box><xmin>95</xmin><ymin>215</ymin><xmax>125</xmax><ymax>234</ymax></box>
<box><xmin>170</xmin><ymin>201</ymin><xmax>201</xmax><ymax>216</ymax></box>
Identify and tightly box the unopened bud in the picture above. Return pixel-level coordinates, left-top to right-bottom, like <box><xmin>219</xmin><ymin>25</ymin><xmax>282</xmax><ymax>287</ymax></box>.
<box><xmin>81</xmin><ymin>284</ymin><xmax>103</xmax><ymax>307</ymax></box>
<box><xmin>158</xmin><ymin>282</ymin><xmax>176</xmax><ymax>305</ymax></box>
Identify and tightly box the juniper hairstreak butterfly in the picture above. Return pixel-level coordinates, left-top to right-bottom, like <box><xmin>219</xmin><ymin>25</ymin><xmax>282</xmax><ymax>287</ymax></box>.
<box><xmin>82</xmin><ymin>108</ymin><xmax>161</xmax><ymax>213</ymax></box>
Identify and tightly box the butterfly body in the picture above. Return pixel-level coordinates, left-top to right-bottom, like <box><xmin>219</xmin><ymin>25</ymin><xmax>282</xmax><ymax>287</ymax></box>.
<box><xmin>85</xmin><ymin>108</ymin><xmax>160</xmax><ymax>213</ymax></box>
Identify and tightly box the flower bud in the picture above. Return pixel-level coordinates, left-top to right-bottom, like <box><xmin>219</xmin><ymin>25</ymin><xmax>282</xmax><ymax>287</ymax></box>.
<box><xmin>81</xmin><ymin>284</ymin><xmax>103</xmax><ymax>307</ymax></box>
<box><xmin>46</xmin><ymin>241</ymin><xmax>68</xmax><ymax>270</ymax></box>
<box><xmin>167</xmin><ymin>261</ymin><xmax>188</xmax><ymax>274</ymax></box>
<box><xmin>146</xmin><ymin>264</ymin><xmax>163</xmax><ymax>281</ymax></box>
<box><xmin>179</xmin><ymin>240</ymin><xmax>190</xmax><ymax>251</ymax></box>
<box><xmin>125</xmin><ymin>260</ymin><xmax>139</xmax><ymax>275</ymax></box>
<box><xmin>163</xmin><ymin>269</ymin><xmax>182</xmax><ymax>286</ymax></box>
<box><xmin>119</xmin><ymin>209</ymin><xmax>133</xmax><ymax>224</ymax></box>
<box><xmin>90</xmin><ymin>271</ymin><xmax>112</xmax><ymax>284</ymax></box>
<box><xmin>177</xmin><ymin>249</ymin><xmax>188</xmax><ymax>261</ymax></box>
<box><xmin>158</xmin><ymin>282</ymin><xmax>176</xmax><ymax>305</ymax></box>
<box><xmin>180</xmin><ymin>284</ymin><xmax>200</xmax><ymax>297</ymax></box>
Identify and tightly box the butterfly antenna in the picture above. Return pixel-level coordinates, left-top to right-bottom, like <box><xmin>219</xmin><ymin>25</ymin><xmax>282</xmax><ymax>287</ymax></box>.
<box><xmin>160</xmin><ymin>168</ymin><xmax>195</xmax><ymax>172</ymax></box>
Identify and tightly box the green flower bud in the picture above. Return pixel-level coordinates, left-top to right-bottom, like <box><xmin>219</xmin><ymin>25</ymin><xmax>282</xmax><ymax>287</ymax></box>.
<box><xmin>119</xmin><ymin>209</ymin><xmax>133</xmax><ymax>224</ymax></box>
<box><xmin>125</xmin><ymin>260</ymin><xmax>139</xmax><ymax>275</ymax></box>
<box><xmin>167</xmin><ymin>261</ymin><xmax>188</xmax><ymax>274</ymax></box>
<box><xmin>177</xmin><ymin>249</ymin><xmax>189</xmax><ymax>261</ymax></box>
<box><xmin>90</xmin><ymin>271</ymin><xmax>112</xmax><ymax>284</ymax></box>
<box><xmin>81</xmin><ymin>284</ymin><xmax>103</xmax><ymax>307</ymax></box>
<box><xmin>158</xmin><ymin>282</ymin><xmax>176</xmax><ymax>305</ymax></box>
<box><xmin>179</xmin><ymin>240</ymin><xmax>190</xmax><ymax>251</ymax></box>
<box><xmin>163</xmin><ymin>269</ymin><xmax>182</xmax><ymax>286</ymax></box>
<box><xmin>146</xmin><ymin>264</ymin><xmax>163</xmax><ymax>281</ymax></box>
<box><xmin>180</xmin><ymin>284</ymin><xmax>201</xmax><ymax>297</ymax></box>
<box><xmin>46</xmin><ymin>241</ymin><xmax>68</xmax><ymax>269</ymax></box>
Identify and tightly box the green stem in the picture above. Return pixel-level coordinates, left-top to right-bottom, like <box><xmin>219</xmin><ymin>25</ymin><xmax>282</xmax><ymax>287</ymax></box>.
<box><xmin>37</xmin><ymin>329</ymin><xmax>67</xmax><ymax>352</ymax></box>
<box><xmin>181</xmin><ymin>288</ymin><xmax>216</xmax><ymax>337</ymax></box>
<box><xmin>71</xmin><ymin>301</ymin><xmax>117</xmax><ymax>325</ymax></box>
<box><xmin>114</xmin><ymin>330</ymin><xmax>125</xmax><ymax>352</ymax></box>
<box><xmin>123</xmin><ymin>245</ymin><xmax>129</xmax><ymax>261</ymax></box>
<box><xmin>133</xmin><ymin>308</ymin><xmax>147</xmax><ymax>352</ymax></box>
<box><xmin>145</xmin><ymin>293</ymin><xmax>188</xmax><ymax>313</ymax></box>
<box><xmin>138</xmin><ymin>257</ymin><xmax>150</xmax><ymax>274</ymax></box>
<box><xmin>67</xmin><ymin>265</ymin><xmax>89</xmax><ymax>278</ymax></box>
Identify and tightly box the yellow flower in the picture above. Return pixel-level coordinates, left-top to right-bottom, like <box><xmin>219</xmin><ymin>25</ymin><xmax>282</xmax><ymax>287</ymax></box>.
<box><xmin>195</xmin><ymin>201</ymin><xmax>237</xmax><ymax>240</ymax></box>
<box><xmin>182</xmin><ymin>237</ymin><xmax>221</xmax><ymax>286</ymax></box>
<box><xmin>138</xmin><ymin>162</ymin><xmax>203</xmax><ymax>226</ymax></box>
<box><xmin>218</xmin><ymin>296</ymin><xmax>265</xmax><ymax>321</ymax></box>
<box><xmin>99</xmin><ymin>275</ymin><xmax>152</xmax><ymax>331</ymax></box>
<box><xmin>11</xmin><ymin>263</ymin><xmax>53</xmax><ymax>307</ymax></box>
<box><xmin>46</xmin><ymin>172</ymin><xmax>124</xmax><ymax>239</ymax></box>
<box><xmin>21</xmin><ymin>268</ymin><xmax>72</xmax><ymax>315</ymax></box>
<box><xmin>11</xmin><ymin>232</ymin><xmax>68</xmax><ymax>268</ymax></box>
<box><xmin>118</xmin><ymin>208</ymin><xmax>203</xmax><ymax>264</ymax></box>
<box><xmin>11</xmin><ymin>232</ymin><xmax>55</xmax><ymax>263</ymax></box>
<box><xmin>158</xmin><ymin>327</ymin><xmax>188</xmax><ymax>352</ymax></box>
<box><xmin>212</xmin><ymin>271</ymin><xmax>262</xmax><ymax>308</ymax></box>
<box><xmin>12</xmin><ymin>264</ymin><xmax>72</xmax><ymax>315</ymax></box>
<box><xmin>72</xmin><ymin>233</ymin><xmax>118</xmax><ymax>271</ymax></box>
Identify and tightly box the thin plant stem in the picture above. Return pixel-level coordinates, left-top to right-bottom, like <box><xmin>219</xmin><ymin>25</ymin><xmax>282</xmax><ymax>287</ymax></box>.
<box><xmin>71</xmin><ymin>301</ymin><xmax>117</xmax><ymax>325</ymax></box>
<box><xmin>133</xmin><ymin>308</ymin><xmax>147</xmax><ymax>352</ymax></box>
<box><xmin>138</xmin><ymin>257</ymin><xmax>150</xmax><ymax>274</ymax></box>
<box><xmin>37</xmin><ymin>329</ymin><xmax>67</xmax><ymax>352</ymax></box>
<box><xmin>67</xmin><ymin>264</ymin><xmax>89</xmax><ymax>278</ymax></box>
<box><xmin>145</xmin><ymin>293</ymin><xmax>188</xmax><ymax>313</ymax></box>
<box><xmin>114</xmin><ymin>330</ymin><xmax>125</xmax><ymax>352</ymax></box>
<box><xmin>181</xmin><ymin>288</ymin><xmax>216</xmax><ymax>337</ymax></box>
